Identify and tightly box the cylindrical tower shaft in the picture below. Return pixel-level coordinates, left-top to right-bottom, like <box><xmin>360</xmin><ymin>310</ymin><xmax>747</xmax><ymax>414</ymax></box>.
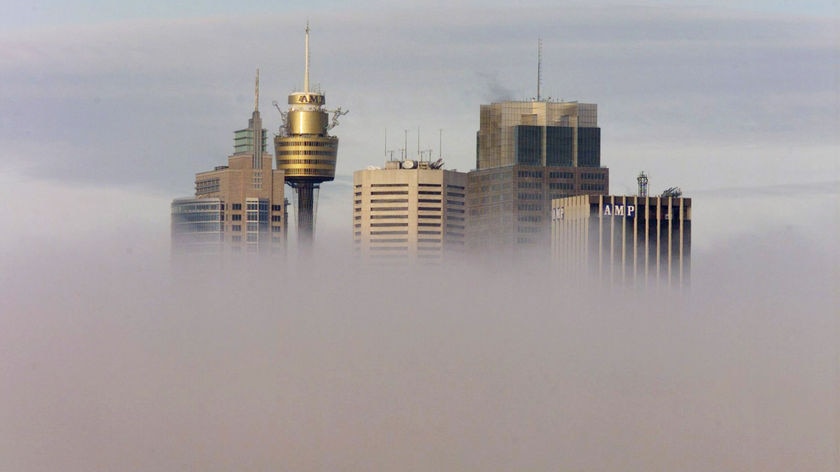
<box><xmin>296</xmin><ymin>183</ymin><xmax>315</xmax><ymax>246</ymax></box>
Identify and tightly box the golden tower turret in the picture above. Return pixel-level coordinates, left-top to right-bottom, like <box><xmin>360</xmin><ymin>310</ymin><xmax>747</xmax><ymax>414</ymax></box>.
<box><xmin>275</xmin><ymin>23</ymin><xmax>347</xmax><ymax>248</ymax></box>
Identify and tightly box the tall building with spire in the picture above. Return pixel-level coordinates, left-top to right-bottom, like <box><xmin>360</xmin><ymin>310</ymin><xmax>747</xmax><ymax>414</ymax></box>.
<box><xmin>275</xmin><ymin>23</ymin><xmax>347</xmax><ymax>248</ymax></box>
<box><xmin>171</xmin><ymin>71</ymin><xmax>287</xmax><ymax>256</ymax></box>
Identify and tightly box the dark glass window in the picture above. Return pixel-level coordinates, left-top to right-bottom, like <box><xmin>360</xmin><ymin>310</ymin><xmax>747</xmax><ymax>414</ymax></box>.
<box><xmin>514</xmin><ymin>126</ymin><xmax>542</xmax><ymax>165</ymax></box>
<box><xmin>577</xmin><ymin>127</ymin><xmax>601</xmax><ymax>167</ymax></box>
<box><xmin>546</xmin><ymin>126</ymin><xmax>573</xmax><ymax>166</ymax></box>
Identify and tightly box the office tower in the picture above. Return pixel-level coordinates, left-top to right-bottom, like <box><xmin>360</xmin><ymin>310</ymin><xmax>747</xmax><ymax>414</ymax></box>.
<box><xmin>550</xmin><ymin>194</ymin><xmax>691</xmax><ymax>287</ymax></box>
<box><xmin>274</xmin><ymin>24</ymin><xmax>346</xmax><ymax>248</ymax></box>
<box><xmin>353</xmin><ymin>159</ymin><xmax>467</xmax><ymax>263</ymax></box>
<box><xmin>476</xmin><ymin>100</ymin><xmax>600</xmax><ymax>170</ymax></box>
<box><xmin>467</xmin><ymin>100</ymin><xmax>609</xmax><ymax>254</ymax></box>
<box><xmin>171</xmin><ymin>71</ymin><xmax>286</xmax><ymax>256</ymax></box>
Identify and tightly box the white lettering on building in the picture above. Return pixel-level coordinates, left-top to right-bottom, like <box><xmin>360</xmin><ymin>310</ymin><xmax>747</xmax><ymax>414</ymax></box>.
<box><xmin>603</xmin><ymin>203</ymin><xmax>636</xmax><ymax>218</ymax></box>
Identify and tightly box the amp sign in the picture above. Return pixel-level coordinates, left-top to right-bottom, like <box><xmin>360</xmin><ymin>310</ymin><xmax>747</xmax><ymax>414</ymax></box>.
<box><xmin>603</xmin><ymin>204</ymin><xmax>635</xmax><ymax>218</ymax></box>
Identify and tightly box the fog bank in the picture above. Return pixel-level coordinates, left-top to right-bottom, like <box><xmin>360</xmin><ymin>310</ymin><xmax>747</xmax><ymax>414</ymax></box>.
<box><xmin>1</xmin><ymin>223</ymin><xmax>836</xmax><ymax>471</ymax></box>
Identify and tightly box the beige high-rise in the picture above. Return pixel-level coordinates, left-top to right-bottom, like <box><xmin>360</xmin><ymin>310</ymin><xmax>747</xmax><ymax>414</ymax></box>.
<box><xmin>353</xmin><ymin>160</ymin><xmax>467</xmax><ymax>263</ymax></box>
<box><xmin>171</xmin><ymin>73</ymin><xmax>286</xmax><ymax>256</ymax></box>
<box><xmin>550</xmin><ymin>195</ymin><xmax>692</xmax><ymax>287</ymax></box>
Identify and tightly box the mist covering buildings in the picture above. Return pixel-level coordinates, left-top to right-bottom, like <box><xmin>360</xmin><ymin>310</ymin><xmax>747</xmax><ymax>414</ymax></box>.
<box><xmin>173</xmin><ymin>63</ymin><xmax>689</xmax><ymax>285</ymax></box>
<box><xmin>2</xmin><ymin>3</ymin><xmax>838</xmax><ymax>472</ymax></box>
<box><xmin>551</xmin><ymin>194</ymin><xmax>691</xmax><ymax>287</ymax></box>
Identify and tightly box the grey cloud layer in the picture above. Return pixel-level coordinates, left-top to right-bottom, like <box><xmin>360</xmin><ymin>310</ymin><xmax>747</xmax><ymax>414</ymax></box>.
<box><xmin>0</xmin><ymin>6</ymin><xmax>836</xmax><ymax>194</ymax></box>
<box><xmin>0</xmin><ymin>225</ymin><xmax>836</xmax><ymax>471</ymax></box>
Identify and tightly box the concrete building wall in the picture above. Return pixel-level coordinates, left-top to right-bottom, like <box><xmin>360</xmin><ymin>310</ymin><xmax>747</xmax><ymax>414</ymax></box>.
<box><xmin>353</xmin><ymin>163</ymin><xmax>467</xmax><ymax>263</ymax></box>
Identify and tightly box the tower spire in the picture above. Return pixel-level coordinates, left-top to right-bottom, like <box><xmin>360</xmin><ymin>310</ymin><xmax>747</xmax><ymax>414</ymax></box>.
<box><xmin>304</xmin><ymin>21</ymin><xmax>311</xmax><ymax>93</ymax></box>
<box><xmin>255</xmin><ymin>68</ymin><xmax>260</xmax><ymax>112</ymax></box>
<box><xmin>537</xmin><ymin>37</ymin><xmax>542</xmax><ymax>102</ymax></box>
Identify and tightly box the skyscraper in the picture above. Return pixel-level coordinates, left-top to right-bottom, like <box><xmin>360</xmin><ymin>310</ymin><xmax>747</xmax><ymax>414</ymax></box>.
<box><xmin>475</xmin><ymin>100</ymin><xmax>601</xmax><ymax>170</ymax></box>
<box><xmin>467</xmin><ymin>100</ymin><xmax>609</xmax><ymax>254</ymax></box>
<box><xmin>171</xmin><ymin>71</ymin><xmax>286</xmax><ymax>256</ymax></box>
<box><xmin>274</xmin><ymin>24</ymin><xmax>347</xmax><ymax>248</ymax></box>
<box><xmin>353</xmin><ymin>159</ymin><xmax>467</xmax><ymax>263</ymax></box>
<box><xmin>550</xmin><ymin>194</ymin><xmax>692</xmax><ymax>287</ymax></box>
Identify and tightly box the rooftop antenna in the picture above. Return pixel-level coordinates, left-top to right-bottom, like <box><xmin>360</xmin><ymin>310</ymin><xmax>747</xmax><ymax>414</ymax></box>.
<box><xmin>439</xmin><ymin>129</ymin><xmax>443</xmax><ymax>158</ymax></box>
<box><xmin>537</xmin><ymin>37</ymin><xmax>542</xmax><ymax>102</ymax></box>
<box><xmin>304</xmin><ymin>21</ymin><xmax>311</xmax><ymax>93</ymax></box>
<box><xmin>384</xmin><ymin>128</ymin><xmax>395</xmax><ymax>161</ymax></box>
<box><xmin>637</xmin><ymin>171</ymin><xmax>649</xmax><ymax>198</ymax></box>
<box><xmin>417</xmin><ymin>127</ymin><xmax>421</xmax><ymax>160</ymax></box>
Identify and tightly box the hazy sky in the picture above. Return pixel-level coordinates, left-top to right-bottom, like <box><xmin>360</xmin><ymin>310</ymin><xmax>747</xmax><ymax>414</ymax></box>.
<box><xmin>1</xmin><ymin>0</ymin><xmax>837</xmax><ymax>248</ymax></box>
<box><xmin>0</xmin><ymin>1</ymin><xmax>838</xmax><ymax>470</ymax></box>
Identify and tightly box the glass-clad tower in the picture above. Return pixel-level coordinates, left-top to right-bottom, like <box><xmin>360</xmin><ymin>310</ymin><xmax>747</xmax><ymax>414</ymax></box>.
<box><xmin>467</xmin><ymin>100</ymin><xmax>609</xmax><ymax>254</ymax></box>
<box><xmin>476</xmin><ymin>100</ymin><xmax>600</xmax><ymax>170</ymax></box>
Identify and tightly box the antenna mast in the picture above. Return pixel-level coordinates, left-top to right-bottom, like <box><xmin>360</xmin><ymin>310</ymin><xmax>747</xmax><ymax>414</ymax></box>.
<box><xmin>537</xmin><ymin>37</ymin><xmax>542</xmax><ymax>101</ymax></box>
<box><xmin>254</xmin><ymin>68</ymin><xmax>260</xmax><ymax>112</ymax></box>
<box><xmin>304</xmin><ymin>21</ymin><xmax>311</xmax><ymax>93</ymax></box>
<box><xmin>637</xmin><ymin>171</ymin><xmax>649</xmax><ymax>198</ymax></box>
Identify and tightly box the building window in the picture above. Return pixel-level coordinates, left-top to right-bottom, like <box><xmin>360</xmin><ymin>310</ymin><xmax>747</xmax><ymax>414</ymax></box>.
<box><xmin>549</xmin><ymin>171</ymin><xmax>574</xmax><ymax>179</ymax></box>
<box><xmin>195</xmin><ymin>178</ymin><xmax>220</xmax><ymax>195</ymax></box>
<box><xmin>514</xmin><ymin>126</ymin><xmax>542</xmax><ymax>165</ymax></box>
<box><xmin>232</xmin><ymin>214</ymin><xmax>242</xmax><ymax>221</ymax></box>
<box><xmin>232</xmin><ymin>203</ymin><xmax>242</xmax><ymax>211</ymax></box>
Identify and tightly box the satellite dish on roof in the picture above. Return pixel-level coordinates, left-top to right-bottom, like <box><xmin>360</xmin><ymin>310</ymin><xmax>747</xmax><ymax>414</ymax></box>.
<box><xmin>402</xmin><ymin>160</ymin><xmax>415</xmax><ymax>169</ymax></box>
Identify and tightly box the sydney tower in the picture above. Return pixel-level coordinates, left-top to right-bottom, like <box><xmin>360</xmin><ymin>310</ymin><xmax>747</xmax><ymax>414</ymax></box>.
<box><xmin>275</xmin><ymin>23</ymin><xmax>347</xmax><ymax>248</ymax></box>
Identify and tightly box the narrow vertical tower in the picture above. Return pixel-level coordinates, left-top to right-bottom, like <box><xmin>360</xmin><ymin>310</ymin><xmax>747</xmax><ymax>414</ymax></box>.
<box><xmin>275</xmin><ymin>23</ymin><xmax>342</xmax><ymax>248</ymax></box>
